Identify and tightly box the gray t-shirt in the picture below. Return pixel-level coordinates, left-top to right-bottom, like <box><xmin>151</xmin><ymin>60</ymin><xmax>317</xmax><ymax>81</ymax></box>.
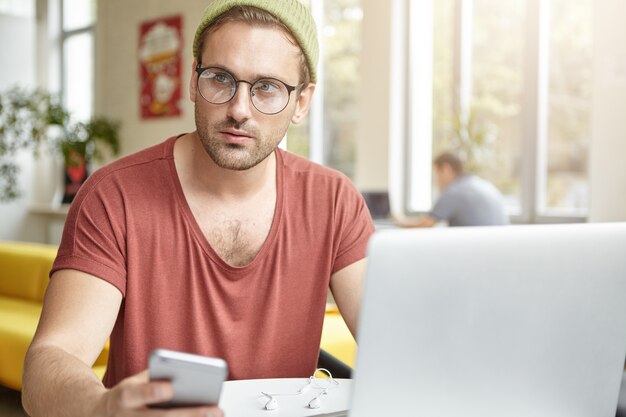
<box><xmin>430</xmin><ymin>174</ymin><xmax>508</xmax><ymax>226</ymax></box>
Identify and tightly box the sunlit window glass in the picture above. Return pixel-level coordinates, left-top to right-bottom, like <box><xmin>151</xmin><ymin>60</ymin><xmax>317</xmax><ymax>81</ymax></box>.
<box><xmin>286</xmin><ymin>0</ymin><xmax>362</xmax><ymax>180</ymax></box>
<box><xmin>286</xmin><ymin>120</ymin><xmax>310</xmax><ymax>157</ymax></box>
<box><xmin>432</xmin><ymin>0</ymin><xmax>454</xmax><ymax>150</ymax></box>
<box><xmin>286</xmin><ymin>0</ymin><xmax>312</xmax><ymax>158</ymax></box>
<box><xmin>542</xmin><ymin>0</ymin><xmax>592</xmax><ymax>215</ymax></box>
<box><xmin>469</xmin><ymin>0</ymin><xmax>526</xmax><ymax>212</ymax></box>
<box><xmin>0</xmin><ymin>0</ymin><xmax>34</xmax><ymax>17</ymax></box>
<box><xmin>428</xmin><ymin>0</ymin><xmax>526</xmax><ymax>214</ymax></box>
<box><xmin>322</xmin><ymin>0</ymin><xmax>362</xmax><ymax>178</ymax></box>
<box><xmin>63</xmin><ymin>32</ymin><xmax>94</xmax><ymax>121</ymax></box>
<box><xmin>431</xmin><ymin>0</ymin><xmax>454</xmax><ymax>205</ymax></box>
<box><xmin>63</xmin><ymin>0</ymin><xmax>95</xmax><ymax>31</ymax></box>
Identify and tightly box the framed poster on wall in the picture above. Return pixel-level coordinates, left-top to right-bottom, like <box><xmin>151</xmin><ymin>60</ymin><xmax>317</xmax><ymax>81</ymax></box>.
<box><xmin>139</xmin><ymin>15</ymin><xmax>183</xmax><ymax>119</ymax></box>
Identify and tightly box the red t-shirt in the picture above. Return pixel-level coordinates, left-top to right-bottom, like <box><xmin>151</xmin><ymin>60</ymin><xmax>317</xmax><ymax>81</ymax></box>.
<box><xmin>51</xmin><ymin>136</ymin><xmax>374</xmax><ymax>386</ymax></box>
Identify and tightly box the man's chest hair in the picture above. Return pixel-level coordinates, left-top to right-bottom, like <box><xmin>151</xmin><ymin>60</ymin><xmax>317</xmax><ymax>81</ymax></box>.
<box><xmin>198</xmin><ymin>206</ymin><xmax>275</xmax><ymax>267</ymax></box>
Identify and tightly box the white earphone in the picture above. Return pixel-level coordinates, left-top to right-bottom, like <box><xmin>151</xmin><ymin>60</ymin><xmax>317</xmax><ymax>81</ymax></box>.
<box><xmin>306</xmin><ymin>388</ymin><xmax>328</xmax><ymax>409</ymax></box>
<box><xmin>260</xmin><ymin>368</ymin><xmax>339</xmax><ymax>411</ymax></box>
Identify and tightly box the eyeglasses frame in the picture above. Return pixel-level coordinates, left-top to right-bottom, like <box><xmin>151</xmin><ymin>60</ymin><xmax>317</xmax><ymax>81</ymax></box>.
<box><xmin>194</xmin><ymin>65</ymin><xmax>303</xmax><ymax>115</ymax></box>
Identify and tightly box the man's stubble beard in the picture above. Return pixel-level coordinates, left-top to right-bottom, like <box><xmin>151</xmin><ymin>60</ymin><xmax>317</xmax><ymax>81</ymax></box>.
<box><xmin>195</xmin><ymin>104</ymin><xmax>290</xmax><ymax>171</ymax></box>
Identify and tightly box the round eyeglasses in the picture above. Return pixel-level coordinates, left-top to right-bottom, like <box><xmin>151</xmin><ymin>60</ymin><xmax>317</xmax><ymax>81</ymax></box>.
<box><xmin>195</xmin><ymin>66</ymin><xmax>302</xmax><ymax>115</ymax></box>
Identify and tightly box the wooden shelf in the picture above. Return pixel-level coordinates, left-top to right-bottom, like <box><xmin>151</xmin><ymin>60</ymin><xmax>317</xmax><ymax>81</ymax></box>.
<box><xmin>28</xmin><ymin>203</ymin><xmax>71</xmax><ymax>216</ymax></box>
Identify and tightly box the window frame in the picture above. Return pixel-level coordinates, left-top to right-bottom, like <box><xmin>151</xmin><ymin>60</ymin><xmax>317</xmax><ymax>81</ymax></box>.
<box><xmin>393</xmin><ymin>0</ymin><xmax>588</xmax><ymax>224</ymax></box>
<box><xmin>58</xmin><ymin>0</ymin><xmax>96</xmax><ymax>120</ymax></box>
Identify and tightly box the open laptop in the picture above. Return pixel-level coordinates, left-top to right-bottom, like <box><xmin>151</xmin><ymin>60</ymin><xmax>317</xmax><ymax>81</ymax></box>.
<box><xmin>344</xmin><ymin>223</ymin><xmax>626</xmax><ymax>417</ymax></box>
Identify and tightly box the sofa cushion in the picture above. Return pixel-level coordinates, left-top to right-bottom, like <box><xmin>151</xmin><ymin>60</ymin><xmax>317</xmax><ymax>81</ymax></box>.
<box><xmin>0</xmin><ymin>296</ymin><xmax>44</xmax><ymax>390</ymax></box>
<box><xmin>0</xmin><ymin>295</ymin><xmax>108</xmax><ymax>390</ymax></box>
<box><xmin>321</xmin><ymin>306</ymin><xmax>357</xmax><ymax>367</ymax></box>
<box><xmin>0</xmin><ymin>242</ymin><xmax>57</xmax><ymax>302</ymax></box>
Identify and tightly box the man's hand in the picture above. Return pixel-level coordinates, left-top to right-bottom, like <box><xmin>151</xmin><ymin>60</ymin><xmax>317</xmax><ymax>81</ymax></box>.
<box><xmin>95</xmin><ymin>370</ymin><xmax>223</xmax><ymax>417</ymax></box>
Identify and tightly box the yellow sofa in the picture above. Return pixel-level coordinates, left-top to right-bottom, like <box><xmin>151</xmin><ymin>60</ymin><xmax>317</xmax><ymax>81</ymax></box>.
<box><xmin>0</xmin><ymin>241</ymin><xmax>108</xmax><ymax>390</ymax></box>
<box><xmin>0</xmin><ymin>241</ymin><xmax>355</xmax><ymax>390</ymax></box>
<box><xmin>321</xmin><ymin>304</ymin><xmax>357</xmax><ymax>368</ymax></box>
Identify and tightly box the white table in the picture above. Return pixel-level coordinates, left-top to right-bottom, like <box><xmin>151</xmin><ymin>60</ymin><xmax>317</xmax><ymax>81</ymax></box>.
<box><xmin>219</xmin><ymin>378</ymin><xmax>352</xmax><ymax>417</ymax></box>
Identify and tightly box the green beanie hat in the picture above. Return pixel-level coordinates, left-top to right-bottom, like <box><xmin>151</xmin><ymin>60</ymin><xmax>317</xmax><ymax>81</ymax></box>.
<box><xmin>193</xmin><ymin>0</ymin><xmax>319</xmax><ymax>83</ymax></box>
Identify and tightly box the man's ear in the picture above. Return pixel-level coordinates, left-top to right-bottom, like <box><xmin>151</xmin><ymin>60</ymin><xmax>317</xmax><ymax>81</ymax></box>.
<box><xmin>291</xmin><ymin>83</ymin><xmax>316</xmax><ymax>124</ymax></box>
<box><xmin>189</xmin><ymin>59</ymin><xmax>199</xmax><ymax>102</ymax></box>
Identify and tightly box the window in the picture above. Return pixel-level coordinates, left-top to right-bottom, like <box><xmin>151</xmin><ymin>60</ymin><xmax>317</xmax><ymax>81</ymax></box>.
<box><xmin>0</xmin><ymin>0</ymin><xmax>34</xmax><ymax>17</ymax></box>
<box><xmin>286</xmin><ymin>0</ymin><xmax>362</xmax><ymax>179</ymax></box>
<box><xmin>468</xmin><ymin>0</ymin><xmax>526</xmax><ymax>212</ymax></box>
<box><xmin>397</xmin><ymin>0</ymin><xmax>593</xmax><ymax>222</ymax></box>
<box><xmin>541</xmin><ymin>0</ymin><xmax>593</xmax><ymax>216</ymax></box>
<box><xmin>61</xmin><ymin>0</ymin><xmax>96</xmax><ymax>121</ymax></box>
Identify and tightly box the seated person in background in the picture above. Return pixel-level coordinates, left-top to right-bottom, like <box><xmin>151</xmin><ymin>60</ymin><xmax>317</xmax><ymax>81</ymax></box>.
<box><xmin>21</xmin><ymin>1</ymin><xmax>374</xmax><ymax>416</ymax></box>
<box><xmin>401</xmin><ymin>151</ymin><xmax>508</xmax><ymax>227</ymax></box>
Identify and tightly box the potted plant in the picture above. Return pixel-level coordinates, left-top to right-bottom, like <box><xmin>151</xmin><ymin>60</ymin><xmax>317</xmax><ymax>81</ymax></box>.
<box><xmin>58</xmin><ymin>117</ymin><xmax>120</xmax><ymax>203</ymax></box>
<box><xmin>0</xmin><ymin>86</ymin><xmax>68</xmax><ymax>202</ymax></box>
<box><xmin>0</xmin><ymin>85</ymin><xmax>121</xmax><ymax>204</ymax></box>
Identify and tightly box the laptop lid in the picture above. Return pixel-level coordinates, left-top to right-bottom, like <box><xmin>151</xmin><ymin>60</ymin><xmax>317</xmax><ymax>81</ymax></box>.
<box><xmin>350</xmin><ymin>223</ymin><xmax>626</xmax><ymax>417</ymax></box>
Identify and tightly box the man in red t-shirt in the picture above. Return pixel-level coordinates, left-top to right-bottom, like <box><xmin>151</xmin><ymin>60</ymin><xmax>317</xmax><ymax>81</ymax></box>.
<box><xmin>22</xmin><ymin>1</ymin><xmax>374</xmax><ymax>416</ymax></box>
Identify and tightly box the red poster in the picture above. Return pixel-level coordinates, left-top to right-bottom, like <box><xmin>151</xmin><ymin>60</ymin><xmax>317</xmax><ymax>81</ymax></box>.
<box><xmin>139</xmin><ymin>15</ymin><xmax>183</xmax><ymax>119</ymax></box>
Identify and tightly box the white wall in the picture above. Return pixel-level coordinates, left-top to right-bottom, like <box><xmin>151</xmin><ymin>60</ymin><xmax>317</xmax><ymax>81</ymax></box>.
<box><xmin>0</xmin><ymin>12</ymin><xmax>49</xmax><ymax>243</ymax></box>
<box><xmin>589</xmin><ymin>0</ymin><xmax>626</xmax><ymax>222</ymax></box>
<box><xmin>96</xmin><ymin>0</ymin><xmax>207</xmax><ymax>156</ymax></box>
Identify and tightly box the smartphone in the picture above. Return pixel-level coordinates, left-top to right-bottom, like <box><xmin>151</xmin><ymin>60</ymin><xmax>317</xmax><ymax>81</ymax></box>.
<box><xmin>148</xmin><ymin>349</ymin><xmax>228</xmax><ymax>408</ymax></box>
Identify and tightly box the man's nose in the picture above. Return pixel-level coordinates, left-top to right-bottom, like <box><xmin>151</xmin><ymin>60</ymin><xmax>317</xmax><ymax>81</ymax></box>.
<box><xmin>226</xmin><ymin>81</ymin><xmax>254</xmax><ymax>121</ymax></box>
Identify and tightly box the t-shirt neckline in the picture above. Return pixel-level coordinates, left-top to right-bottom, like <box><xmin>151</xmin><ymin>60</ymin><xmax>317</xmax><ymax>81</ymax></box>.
<box><xmin>164</xmin><ymin>136</ymin><xmax>285</xmax><ymax>274</ymax></box>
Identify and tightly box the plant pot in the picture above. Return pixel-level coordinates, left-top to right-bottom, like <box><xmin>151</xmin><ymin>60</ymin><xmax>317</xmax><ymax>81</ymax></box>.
<box><xmin>62</xmin><ymin>149</ymin><xmax>89</xmax><ymax>204</ymax></box>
